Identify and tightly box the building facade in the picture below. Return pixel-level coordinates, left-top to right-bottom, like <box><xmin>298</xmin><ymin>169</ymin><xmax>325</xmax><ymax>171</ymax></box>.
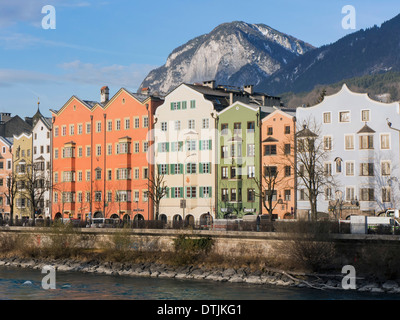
<box><xmin>51</xmin><ymin>86</ymin><xmax>163</xmax><ymax>221</ymax></box>
<box><xmin>296</xmin><ymin>84</ymin><xmax>400</xmax><ymax>218</ymax></box>
<box><xmin>217</xmin><ymin>101</ymin><xmax>262</xmax><ymax>218</ymax></box>
<box><xmin>261</xmin><ymin>109</ymin><xmax>296</xmax><ymax>219</ymax></box>
<box><xmin>0</xmin><ymin>137</ymin><xmax>13</xmax><ymax>220</ymax></box>
<box><xmin>13</xmin><ymin>132</ymin><xmax>32</xmax><ymax>220</ymax></box>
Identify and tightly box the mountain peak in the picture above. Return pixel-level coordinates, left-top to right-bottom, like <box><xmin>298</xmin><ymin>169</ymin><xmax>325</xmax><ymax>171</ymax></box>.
<box><xmin>138</xmin><ymin>21</ymin><xmax>314</xmax><ymax>95</ymax></box>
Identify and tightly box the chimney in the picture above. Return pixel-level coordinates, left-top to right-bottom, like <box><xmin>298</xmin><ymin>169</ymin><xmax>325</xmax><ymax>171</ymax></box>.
<box><xmin>244</xmin><ymin>85</ymin><xmax>254</xmax><ymax>95</ymax></box>
<box><xmin>203</xmin><ymin>80</ymin><xmax>216</xmax><ymax>90</ymax></box>
<box><xmin>100</xmin><ymin>86</ymin><xmax>109</xmax><ymax>103</ymax></box>
<box><xmin>141</xmin><ymin>87</ymin><xmax>150</xmax><ymax>95</ymax></box>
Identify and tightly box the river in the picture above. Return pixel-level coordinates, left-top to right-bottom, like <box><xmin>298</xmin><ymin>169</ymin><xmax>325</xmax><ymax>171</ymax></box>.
<box><xmin>0</xmin><ymin>266</ymin><xmax>399</xmax><ymax>301</ymax></box>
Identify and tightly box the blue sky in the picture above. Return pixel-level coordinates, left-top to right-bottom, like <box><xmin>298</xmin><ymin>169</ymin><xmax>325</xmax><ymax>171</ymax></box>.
<box><xmin>1</xmin><ymin>0</ymin><xmax>399</xmax><ymax>118</ymax></box>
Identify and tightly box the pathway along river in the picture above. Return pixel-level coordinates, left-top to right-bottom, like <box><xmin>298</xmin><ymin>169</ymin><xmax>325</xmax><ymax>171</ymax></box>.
<box><xmin>0</xmin><ymin>266</ymin><xmax>399</xmax><ymax>300</ymax></box>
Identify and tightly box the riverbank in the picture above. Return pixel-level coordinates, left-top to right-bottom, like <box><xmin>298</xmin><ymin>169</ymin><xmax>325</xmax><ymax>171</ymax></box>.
<box><xmin>1</xmin><ymin>256</ymin><xmax>400</xmax><ymax>295</ymax></box>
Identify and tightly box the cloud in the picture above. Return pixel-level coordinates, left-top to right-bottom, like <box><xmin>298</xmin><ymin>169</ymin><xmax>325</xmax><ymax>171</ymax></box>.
<box><xmin>0</xmin><ymin>60</ymin><xmax>156</xmax><ymax>90</ymax></box>
<box><xmin>0</xmin><ymin>0</ymin><xmax>94</xmax><ymax>27</ymax></box>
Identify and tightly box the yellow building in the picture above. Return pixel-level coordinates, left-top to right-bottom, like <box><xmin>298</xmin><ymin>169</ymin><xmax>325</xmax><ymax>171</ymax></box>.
<box><xmin>13</xmin><ymin>132</ymin><xmax>32</xmax><ymax>221</ymax></box>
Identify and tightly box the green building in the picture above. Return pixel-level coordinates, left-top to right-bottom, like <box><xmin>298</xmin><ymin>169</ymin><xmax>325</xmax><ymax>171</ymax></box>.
<box><xmin>217</xmin><ymin>101</ymin><xmax>264</xmax><ymax>218</ymax></box>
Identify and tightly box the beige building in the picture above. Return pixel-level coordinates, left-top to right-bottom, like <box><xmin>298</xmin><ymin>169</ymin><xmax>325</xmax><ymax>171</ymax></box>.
<box><xmin>13</xmin><ymin>132</ymin><xmax>33</xmax><ymax>220</ymax></box>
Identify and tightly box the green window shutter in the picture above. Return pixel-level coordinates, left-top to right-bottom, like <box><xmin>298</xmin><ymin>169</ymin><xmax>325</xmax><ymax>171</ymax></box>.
<box><xmin>171</xmin><ymin>187</ymin><xmax>175</xmax><ymax>199</ymax></box>
<box><xmin>157</xmin><ymin>164</ymin><xmax>161</xmax><ymax>174</ymax></box>
<box><xmin>179</xmin><ymin>164</ymin><xmax>183</xmax><ymax>174</ymax></box>
<box><xmin>177</xmin><ymin>102</ymin><xmax>181</xmax><ymax>110</ymax></box>
<box><xmin>166</xmin><ymin>142</ymin><xmax>169</xmax><ymax>152</ymax></box>
<box><xmin>171</xmin><ymin>142</ymin><xmax>175</xmax><ymax>152</ymax></box>
<box><xmin>199</xmin><ymin>140</ymin><xmax>202</xmax><ymax>150</ymax></box>
<box><xmin>158</xmin><ymin>143</ymin><xmax>161</xmax><ymax>152</ymax></box>
<box><xmin>199</xmin><ymin>163</ymin><xmax>203</xmax><ymax>174</ymax></box>
<box><xmin>200</xmin><ymin>187</ymin><xmax>204</xmax><ymax>198</ymax></box>
<box><xmin>209</xmin><ymin>140</ymin><xmax>212</xmax><ymax>150</ymax></box>
<box><xmin>179</xmin><ymin>187</ymin><xmax>183</xmax><ymax>198</ymax></box>
<box><xmin>170</xmin><ymin>164</ymin><xmax>174</xmax><ymax>175</ymax></box>
<box><xmin>182</xmin><ymin>101</ymin><xmax>187</xmax><ymax>109</ymax></box>
<box><xmin>209</xmin><ymin>163</ymin><xmax>212</xmax><ymax>174</ymax></box>
<box><xmin>171</xmin><ymin>102</ymin><xmax>174</xmax><ymax>110</ymax></box>
<box><xmin>209</xmin><ymin>187</ymin><xmax>212</xmax><ymax>198</ymax></box>
<box><xmin>185</xmin><ymin>187</ymin><xmax>189</xmax><ymax>198</ymax></box>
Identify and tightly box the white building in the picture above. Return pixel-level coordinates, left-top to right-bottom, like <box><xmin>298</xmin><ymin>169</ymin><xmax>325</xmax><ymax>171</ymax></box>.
<box><xmin>32</xmin><ymin>109</ymin><xmax>52</xmax><ymax>218</ymax></box>
<box><xmin>296</xmin><ymin>84</ymin><xmax>400</xmax><ymax>218</ymax></box>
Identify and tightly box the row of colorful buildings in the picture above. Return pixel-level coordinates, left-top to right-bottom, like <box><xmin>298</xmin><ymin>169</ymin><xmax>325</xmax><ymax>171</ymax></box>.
<box><xmin>0</xmin><ymin>81</ymin><xmax>399</xmax><ymax>223</ymax></box>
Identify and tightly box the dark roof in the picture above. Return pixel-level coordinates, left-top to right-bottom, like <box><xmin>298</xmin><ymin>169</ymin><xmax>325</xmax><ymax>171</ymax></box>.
<box><xmin>296</xmin><ymin>125</ymin><xmax>318</xmax><ymax>138</ymax></box>
<box><xmin>262</xmin><ymin>137</ymin><xmax>279</xmax><ymax>143</ymax></box>
<box><xmin>357</xmin><ymin>123</ymin><xmax>375</xmax><ymax>134</ymax></box>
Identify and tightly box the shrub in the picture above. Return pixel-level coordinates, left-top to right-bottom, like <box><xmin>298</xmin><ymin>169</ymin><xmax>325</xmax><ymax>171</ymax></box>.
<box><xmin>173</xmin><ymin>235</ymin><xmax>214</xmax><ymax>265</ymax></box>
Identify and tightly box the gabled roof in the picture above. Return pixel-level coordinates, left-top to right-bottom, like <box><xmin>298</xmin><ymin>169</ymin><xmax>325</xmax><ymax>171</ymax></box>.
<box><xmin>357</xmin><ymin>123</ymin><xmax>376</xmax><ymax>134</ymax></box>
<box><xmin>296</xmin><ymin>125</ymin><xmax>318</xmax><ymax>138</ymax></box>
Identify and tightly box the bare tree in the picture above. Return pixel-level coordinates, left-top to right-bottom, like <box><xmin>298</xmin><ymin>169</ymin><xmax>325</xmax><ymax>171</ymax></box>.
<box><xmin>146</xmin><ymin>170</ymin><xmax>167</xmax><ymax>220</ymax></box>
<box><xmin>254</xmin><ymin>165</ymin><xmax>288</xmax><ymax>222</ymax></box>
<box><xmin>4</xmin><ymin>172</ymin><xmax>18</xmax><ymax>226</ymax></box>
<box><xmin>287</xmin><ymin>117</ymin><xmax>337</xmax><ymax>220</ymax></box>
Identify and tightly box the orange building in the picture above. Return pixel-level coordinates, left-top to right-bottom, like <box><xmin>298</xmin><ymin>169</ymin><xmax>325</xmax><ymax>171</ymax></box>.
<box><xmin>51</xmin><ymin>86</ymin><xmax>163</xmax><ymax>222</ymax></box>
<box><xmin>261</xmin><ymin>109</ymin><xmax>296</xmax><ymax>219</ymax></box>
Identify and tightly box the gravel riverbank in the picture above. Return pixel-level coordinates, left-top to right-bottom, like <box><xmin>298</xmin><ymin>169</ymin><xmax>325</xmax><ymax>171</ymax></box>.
<box><xmin>1</xmin><ymin>256</ymin><xmax>400</xmax><ymax>294</ymax></box>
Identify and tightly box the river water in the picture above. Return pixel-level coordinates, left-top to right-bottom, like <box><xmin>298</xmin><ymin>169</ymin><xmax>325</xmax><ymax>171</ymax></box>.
<box><xmin>0</xmin><ymin>266</ymin><xmax>399</xmax><ymax>301</ymax></box>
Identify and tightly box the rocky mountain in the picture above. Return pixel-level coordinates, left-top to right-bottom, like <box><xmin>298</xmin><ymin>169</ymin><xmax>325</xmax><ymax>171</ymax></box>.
<box><xmin>257</xmin><ymin>13</ymin><xmax>400</xmax><ymax>95</ymax></box>
<box><xmin>138</xmin><ymin>21</ymin><xmax>314</xmax><ymax>94</ymax></box>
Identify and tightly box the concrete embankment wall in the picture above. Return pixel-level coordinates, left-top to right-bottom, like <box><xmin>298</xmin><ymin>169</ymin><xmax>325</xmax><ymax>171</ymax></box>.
<box><xmin>2</xmin><ymin>227</ymin><xmax>400</xmax><ymax>263</ymax></box>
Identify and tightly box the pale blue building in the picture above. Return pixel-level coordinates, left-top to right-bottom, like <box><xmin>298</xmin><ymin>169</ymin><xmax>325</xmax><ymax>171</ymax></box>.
<box><xmin>296</xmin><ymin>84</ymin><xmax>400</xmax><ymax>219</ymax></box>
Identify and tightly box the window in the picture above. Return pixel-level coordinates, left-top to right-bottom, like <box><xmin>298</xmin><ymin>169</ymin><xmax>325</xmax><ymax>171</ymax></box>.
<box><xmin>325</xmin><ymin>188</ymin><xmax>332</xmax><ymax>200</ymax></box>
<box><xmin>247</xmin><ymin>121</ymin><xmax>255</xmax><ymax>132</ymax></box>
<box><xmin>186</xmin><ymin>163</ymin><xmax>196</xmax><ymax>174</ymax></box>
<box><xmin>125</xmin><ymin>118</ymin><xmax>130</xmax><ymax>130</ymax></box>
<box><xmin>134</xmin><ymin>118</ymin><xmax>140</xmax><ymax>128</ymax></box>
<box><xmin>381</xmin><ymin>161</ymin><xmax>391</xmax><ymax>176</ymax></box>
<box><xmin>381</xmin><ymin>134</ymin><xmax>390</xmax><ymax>150</ymax></box>
<box><xmin>115</xmin><ymin>119</ymin><xmax>121</xmax><ymax>131</ymax></box>
<box><xmin>229</xmin><ymin>188</ymin><xmax>236</xmax><ymax>202</ymax></box>
<box><xmin>361</xmin><ymin>110</ymin><xmax>370</xmax><ymax>122</ymax></box>
<box><xmin>360</xmin><ymin>188</ymin><xmax>374</xmax><ymax>201</ymax></box>
<box><xmin>186</xmin><ymin>140</ymin><xmax>196</xmax><ymax>151</ymax></box>
<box><xmin>345</xmin><ymin>161</ymin><xmax>354</xmax><ymax>176</ymax></box>
<box><xmin>62</xmin><ymin>125</ymin><xmax>67</xmax><ymax>136</ymax></box>
<box><xmin>117</xmin><ymin>168</ymin><xmax>131</xmax><ymax>180</ymax></box>
<box><xmin>221</xmin><ymin>189</ymin><xmax>229</xmax><ymax>202</ymax></box>
<box><xmin>324</xmin><ymin>162</ymin><xmax>332</xmax><ymax>176</ymax></box>
<box><xmin>188</xmin><ymin>120</ymin><xmax>195</xmax><ymax>130</ymax></box>
<box><xmin>171</xmin><ymin>141</ymin><xmax>183</xmax><ymax>152</ymax></box>
<box><xmin>359</xmin><ymin>135</ymin><xmax>374</xmax><ymax>149</ymax></box>
<box><xmin>190</xmin><ymin>100</ymin><xmax>196</xmax><ymax>109</ymax></box>
<box><xmin>173</xmin><ymin>187</ymin><xmax>182</xmax><ymax>199</ymax></box>
<box><xmin>247</xmin><ymin>166</ymin><xmax>255</xmax><ymax>178</ymax></box>
<box><xmin>96</xmin><ymin>122</ymin><xmax>101</xmax><ymax>132</ymax></box>
<box><xmin>346</xmin><ymin>187</ymin><xmax>355</xmax><ymax>201</ymax></box>
<box><xmin>116</xmin><ymin>191</ymin><xmax>131</xmax><ymax>202</ymax></box>
<box><xmin>96</xmin><ymin>145</ymin><xmax>101</xmax><ymax>156</ymax></box>
<box><xmin>161</xmin><ymin>122</ymin><xmax>167</xmax><ymax>131</ymax></box>
<box><xmin>174</xmin><ymin>120</ymin><xmax>181</xmax><ymax>131</ymax></box>
<box><xmin>345</xmin><ymin>135</ymin><xmax>354</xmax><ymax>150</ymax></box>
<box><xmin>284</xmin><ymin>166</ymin><xmax>291</xmax><ymax>177</ymax></box>
<box><xmin>186</xmin><ymin>186</ymin><xmax>196</xmax><ymax>198</ymax></box>
<box><xmin>299</xmin><ymin>189</ymin><xmax>307</xmax><ymax>201</ymax></box>
<box><xmin>199</xmin><ymin>140</ymin><xmax>212</xmax><ymax>151</ymax></box>
<box><xmin>323</xmin><ymin>136</ymin><xmax>332</xmax><ymax>150</ymax></box>
<box><xmin>63</xmin><ymin>171</ymin><xmax>75</xmax><ymax>182</ymax></box>
<box><xmin>221</xmin><ymin>146</ymin><xmax>228</xmax><ymax>158</ymax></box>
<box><xmin>247</xmin><ymin>188</ymin><xmax>255</xmax><ymax>202</ymax></box>
<box><xmin>200</xmin><ymin>163</ymin><xmax>211</xmax><ymax>174</ymax></box>
<box><xmin>134</xmin><ymin>168</ymin><xmax>139</xmax><ymax>179</ymax></box>
<box><xmin>70</xmin><ymin>124</ymin><xmax>75</xmax><ymax>135</ymax></box>
<box><xmin>86</xmin><ymin>146</ymin><xmax>91</xmax><ymax>157</ymax></box>
<box><xmin>107</xmin><ymin>120</ymin><xmax>112</xmax><ymax>131</ymax></box>
<box><xmin>221</xmin><ymin>124</ymin><xmax>228</xmax><ymax>135</ymax></box>
<box><xmin>200</xmin><ymin>187</ymin><xmax>211</xmax><ymax>198</ymax></box>
<box><xmin>323</xmin><ymin>112</ymin><xmax>331</xmax><ymax>124</ymax></box>
<box><xmin>143</xmin><ymin>142</ymin><xmax>149</xmax><ymax>153</ymax></box>
<box><xmin>118</xmin><ymin>142</ymin><xmax>131</xmax><ymax>154</ymax></box>
<box><xmin>284</xmin><ymin>190</ymin><xmax>291</xmax><ymax>201</ymax></box>
<box><xmin>360</xmin><ymin>163</ymin><xmax>374</xmax><ymax>176</ymax></box>
<box><xmin>335</xmin><ymin>158</ymin><xmax>342</xmax><ymax>173</ymax></box>
<box><xmin>247</xmin><ymin>144</ymin><xmax>255</xmax><ymax>157</ymax></box>
<box><xmin>382</xmin><ymin>187</ymin><xmax>391</xmax><ymax>203</ymax></box>
<box><xmin>284</xmin><ymin>144</ymin><xmax>291</xmax><ymax>155</ymax></box>
<box><xmin>339</xmin><ymin>111</ymin><xmax>350</xmax><ymax>123</ymax></box>
<box><xmin>159</xmin><ymin>164</ymin><xmax>168</xmax><ymax>175</ymax></box>
<box><xmin>95</xmin><ymin>169</ymin><xmax>101</xmax><ymax>180</ymax></box>
<box><xmin>202</xmin><ymin>119</ymin><xmax>209</xmax><ymax>129</ymax></box>
<box><xmin>221</xmin><ymin>167</ymin><xmax>228</xmax><ymax>179</ymax></box>
<box><xmin>134</xmin><ymin>142</ymin><xmax>140</xmax><ymax>153</ymax></box>
<box><xmin>86</xmin><ymin>123</ymin><xmax>91</xmax><ymax>134</ymax></box>
<box><xmin>267</xmin><ymin>127</ymin><xmax>273</xmax><ymax>135</ymax></box>
<box><xmin>264</xmin><ymin>145</ymin><xmax>277</xmax><ymax>155</ymax></box>
<box><xmin>143</xmin><ymin>117</ymin><xmax>149</xmax><ymax>128</ymax></box>
<box><xmin>158</xmin><ymin>142</ymin><xmax>169</xmax><ymax>153</ymax></box>
<box><xmin>284</xmin><ymin>126</ymin><xmax>291</xmax><ymax>134</ymax></box>
<box><xmin>234</xmin><ymin>123</ymin><xmax>241</xmax><ymax>135</ymax></box>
